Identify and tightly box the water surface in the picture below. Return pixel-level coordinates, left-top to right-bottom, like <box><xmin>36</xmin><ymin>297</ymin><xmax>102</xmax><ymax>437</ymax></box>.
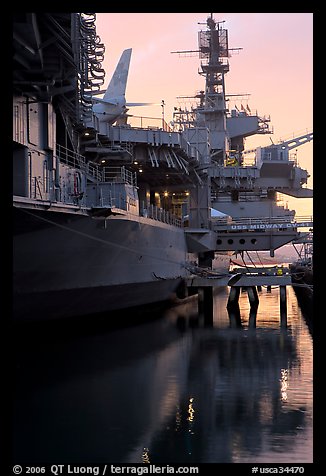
<box><xmin>13</xmin><ymin>286</ymin><xmax>313</xmax><ymax>464</ymax></box>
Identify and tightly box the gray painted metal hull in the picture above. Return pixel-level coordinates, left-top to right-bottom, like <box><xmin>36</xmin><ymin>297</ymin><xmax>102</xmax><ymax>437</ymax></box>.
<box><xmin>15</xmin><ymin>207</ymin><xmax>229</xmax><ymax>320</ymax></box>
<box><xmin>13</xmin><ymin>279</ymin><xmax>183</xmax><ymax>320</ymax></box>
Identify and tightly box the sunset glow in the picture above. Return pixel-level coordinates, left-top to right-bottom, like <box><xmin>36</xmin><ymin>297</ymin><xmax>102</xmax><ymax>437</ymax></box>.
<box><xmin>95</xmin><ymin>12</ymin><xmax>313</xmax><ymax>217</ymax></box>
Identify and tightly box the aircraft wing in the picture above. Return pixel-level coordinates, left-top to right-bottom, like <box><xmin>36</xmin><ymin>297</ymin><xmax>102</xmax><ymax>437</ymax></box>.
<box><xmin>89</xmin><ymin>99</ymin><xmax>159</xmax><ymax>106</ymax></box>
<box><xmin>126</xmin><ymin>102</ymin><xmax>160</xmax><ymax>107</ymax></box>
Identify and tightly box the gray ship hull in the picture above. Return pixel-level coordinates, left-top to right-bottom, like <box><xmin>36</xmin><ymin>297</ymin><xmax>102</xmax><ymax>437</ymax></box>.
<box><xmin>13</xmin><ymin>279</ymin><xmax>183</xmax><ymax>320</ymax></box>
<box><xmin>13</xmin><ymin>206</ymin><xmax>192</xmax><ymax>320</ymax></box>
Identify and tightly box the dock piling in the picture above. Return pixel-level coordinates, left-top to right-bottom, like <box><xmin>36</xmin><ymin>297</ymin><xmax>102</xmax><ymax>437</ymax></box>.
<box><xmin>248</xmin><ymin>307</ymin><xmax>257</xmax><ymax>328</ymax></box>
<box><xmin>247</xmin><ymin>286</ymin><xmax>259</xmax><ymax>328</ymax></box>
<box><xmin>280</xmin><ymin>285</ymin><xmax>287</xmax><ymax>327</ymax></box>
<box><xmin>227</xmin><ymin>286</ymin><xmax>240</xmax><ymax>308</ymax></box>
<box><xmin>188</xmin><ymin>269</ymin><xmax>290</xmax><ymax>329</ymax></box>
<box><xmin>228</xmin><ymin>303</ymin><xmax>242</xmax><ymax>328</ymax></box>
<box><xmin>198</xmin><ymin>287</ymin><xmax>214</xmax><ymax>326</ymax></box>
<box><xmin>227</xmin><ymin>287</ymin><xmax>242</xmax><ymax>327</ymax></box>
<box><xmin>247</xmin><ymin>286</ymin><xmax>259</xmax><ymax>309</ymax></box>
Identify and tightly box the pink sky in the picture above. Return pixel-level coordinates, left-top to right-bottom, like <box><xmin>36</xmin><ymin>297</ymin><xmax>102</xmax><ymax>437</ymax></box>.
<box><xmin>95</xmin><ymin>13</ymin><xmax>313</xmax><ymax>217</ymax></box>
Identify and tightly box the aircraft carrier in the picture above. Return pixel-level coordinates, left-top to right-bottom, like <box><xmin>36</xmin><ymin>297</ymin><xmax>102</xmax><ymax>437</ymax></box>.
<box><xmin>13</xmin><ymin>13</ymin><xmax>313</xmax><ymax>320</ymax></box>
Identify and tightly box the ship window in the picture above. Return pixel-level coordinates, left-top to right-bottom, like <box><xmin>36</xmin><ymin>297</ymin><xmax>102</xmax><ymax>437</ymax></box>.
<box><xmin>227</xmin><ymin>239</ymin><xmax>234</xmax><ymax>244</ymax></box>
<box><xmin>251</xmin><ymin>238</ymin><xmax>257</xmax><ymax>244</ymax></box>
<box><xmin>239</xmin><ymin>238</ymin><xmax>245</xmax><ymax>244</ymax></box>
<box><xmin>216</xmin><ymin>239</ymin><xmax>222</xmax><ymax>245</ymax></box>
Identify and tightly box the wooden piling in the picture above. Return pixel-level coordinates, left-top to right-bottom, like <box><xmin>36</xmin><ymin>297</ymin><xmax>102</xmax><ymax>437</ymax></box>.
<box><xmin>198</xmin><ymin>287</ymin><xmax>214</xmax><ymax>326</ymax></box>
<box><xmin>248</xmin><ymin>307</ymin><xmax>257</xmax><ymax>328</ymax></box>
<box><xmin>247</xmin><ymin>286</ymin><xmax>259</xmax><ymax>328</ymax></box>
<box><xmin>228</xmin><ymin>303</ymin><xmax>242</xmax><ymax>328</ymax></box>
<box><xmin>198</xmin><ymin>287</ymin><xmax>204</xmax><ymax>315</ymax></box>
<box><xmin>203</xmin><ymin>287</ymin><xmax>214</xmax><ymax>326</ymax></box>
<box><xmin>227</xmin><ymin>286</ymin><xmax>242</xmax><ymax>327</ymax></box>
<box><xmin>227</xmin><ymin>286</ymin><xmax>240</xmax><ymax>308</ymax></box>
<box><xmin>247</xmin><ymin>286</ymin><xmax>259</xmax><ymax>309</ymax></box>
<box><xmin>280</xmin><ymin>285</ymin><xmax>287</xmax><ymax>327</ymax></box>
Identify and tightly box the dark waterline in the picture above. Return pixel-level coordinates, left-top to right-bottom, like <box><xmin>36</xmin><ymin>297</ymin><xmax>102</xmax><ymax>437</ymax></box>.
<box><xmin>12</xmin><ymin>286</ymin><xmax>313</xmax><ymax>464</ymax></box>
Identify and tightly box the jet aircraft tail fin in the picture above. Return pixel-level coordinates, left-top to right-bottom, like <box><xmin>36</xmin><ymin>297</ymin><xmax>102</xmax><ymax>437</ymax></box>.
<box><xmin>104</xmin><ymin>48</ymin><xmax>132</xmax><ymax>100</ymax></box>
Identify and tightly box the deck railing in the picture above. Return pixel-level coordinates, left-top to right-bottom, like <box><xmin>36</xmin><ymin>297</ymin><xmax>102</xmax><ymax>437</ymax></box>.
<box><xmin>56</xmin><ymin>144</ymin><xmax>137</xmax><ymax>186</ymax></box>
<box><xmin>140</xmin><ymin>202</ymin><xmax>182</xmax><ymax>227</ymax></box>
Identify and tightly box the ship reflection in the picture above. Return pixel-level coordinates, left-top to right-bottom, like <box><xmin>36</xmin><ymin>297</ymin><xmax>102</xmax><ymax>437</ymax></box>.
<box><xmin>13</xmin><ymin>308</ymin><xmax>192</xmax><ymax>464</ymax></box>
<box><xmin>13</xmin><ymin>295</ymin><xmax>310</xmax><ymax>464</ymax></box>
<box><xmin>145</xmin><ymin>327</ymin><xmax>306</xmax><ymax>463</ymax></box>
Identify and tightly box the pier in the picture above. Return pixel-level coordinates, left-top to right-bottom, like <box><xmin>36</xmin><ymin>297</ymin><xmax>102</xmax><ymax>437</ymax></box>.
<box><xmin>187</xmin><ymin>266</ymin><xmax>291</xmax><ymax>327</ymax></box>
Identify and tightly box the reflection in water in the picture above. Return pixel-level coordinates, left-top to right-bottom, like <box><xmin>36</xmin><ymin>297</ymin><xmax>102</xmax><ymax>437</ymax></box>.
<box><xmin>147</xmin><ymin>328</ymin><xmax>305</xmax><ymax>463</ymax></box>
<box><xmin>12</xmin><ymin>287</ymin><xmax>312</xmax><ymax>464</ymax></box>
<box><xmin>281</xmin><ymin>369</ymin><xmax>288</xmax><ymax>402</ymax></box>
<box><xmin>142</xmin><ymin>448</ymin><xmax>150</xmax><ymax>464</ymax></box>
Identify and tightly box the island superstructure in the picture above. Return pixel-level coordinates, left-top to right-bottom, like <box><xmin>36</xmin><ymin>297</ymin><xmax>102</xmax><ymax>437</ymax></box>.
<box><xmin>13</xmin><ymin>13</ymin><xmax>312</xmax><ymax>320</ymax></box>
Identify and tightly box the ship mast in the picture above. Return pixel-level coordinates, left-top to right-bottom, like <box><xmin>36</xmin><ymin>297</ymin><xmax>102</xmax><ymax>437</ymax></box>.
<box><xmin>172</xmin><ymin>14</ymin><xmax>242</xmax><ymax>163</ymax></box>
<box><xmin>171</xmin><ymin>14</ymin><xmax>237</xmax><ymax>232</ymax></box>
<box><xmin>197</xmin><ymin>15</ymin><xmax>233</xmax><ymax>164</ymax></box>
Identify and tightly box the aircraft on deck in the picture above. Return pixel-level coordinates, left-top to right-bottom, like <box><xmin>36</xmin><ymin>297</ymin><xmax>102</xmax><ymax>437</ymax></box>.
<box><xmin>90</xmin><ymin>48</ymin><xmax>157</xmax><ymax>124</ymax></box>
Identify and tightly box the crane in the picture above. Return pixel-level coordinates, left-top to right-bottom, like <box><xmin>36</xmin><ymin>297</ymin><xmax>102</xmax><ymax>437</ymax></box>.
<box><xmin>243</xmin><ymin>131</ymin><xmax>313</xmax><ymax>164</ymax></box>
